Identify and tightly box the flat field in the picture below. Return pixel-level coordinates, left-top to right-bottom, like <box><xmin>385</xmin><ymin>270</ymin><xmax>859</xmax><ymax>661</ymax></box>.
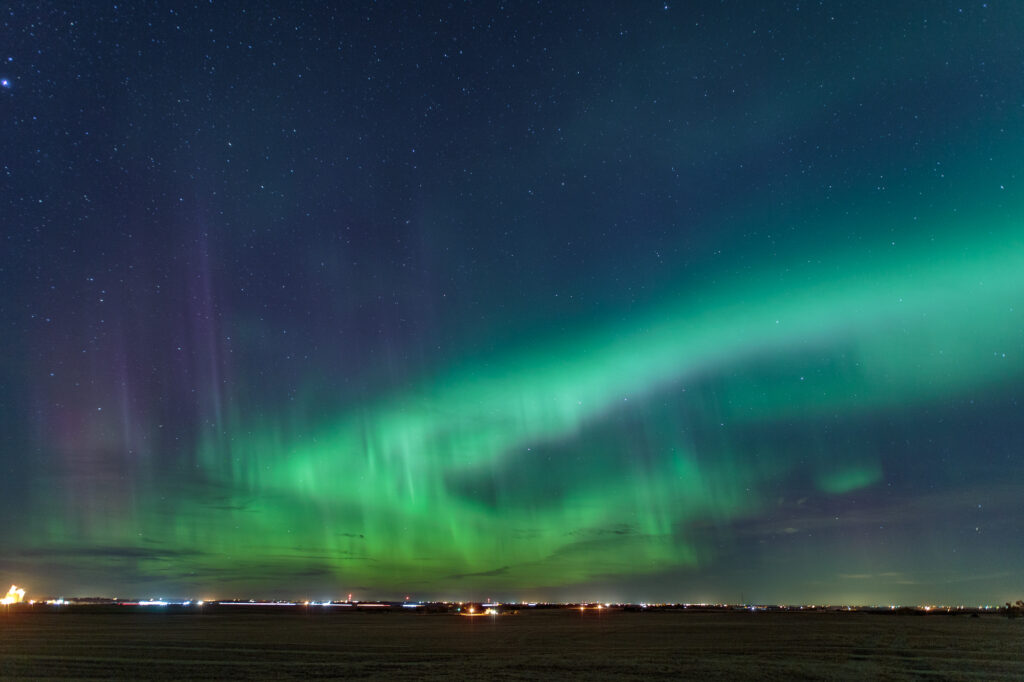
<box><xmin>2</xmin><ymin>607</ymin><xmax>1023</xmax><ymax>679</ymax></box>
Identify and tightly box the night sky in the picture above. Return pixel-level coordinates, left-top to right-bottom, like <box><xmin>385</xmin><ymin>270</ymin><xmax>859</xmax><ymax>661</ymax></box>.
<box><xmin>2</xmin><ymin>1</ymin><xmax>1023</xmax><ymax>605</ymax></box>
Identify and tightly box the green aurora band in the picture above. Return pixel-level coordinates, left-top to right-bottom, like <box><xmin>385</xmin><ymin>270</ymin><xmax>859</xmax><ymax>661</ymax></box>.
<box><xmin>39</xmin><ymin>207</ymin><xmax>1019</xmax><ymax>598</ymax></box>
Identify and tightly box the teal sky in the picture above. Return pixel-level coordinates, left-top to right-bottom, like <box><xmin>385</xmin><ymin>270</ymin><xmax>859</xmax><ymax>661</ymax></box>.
<box><xmin>1</xmin><ymin>1</ymin><xmax>1023</xmax><ymax>605</ymax></box>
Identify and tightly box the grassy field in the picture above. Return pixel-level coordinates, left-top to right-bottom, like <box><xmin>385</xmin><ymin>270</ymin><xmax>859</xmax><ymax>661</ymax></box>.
<box><xmin>2</xmin><ymin>607</ymin><xmax>1023</xmax><ymax>679</ymax></box>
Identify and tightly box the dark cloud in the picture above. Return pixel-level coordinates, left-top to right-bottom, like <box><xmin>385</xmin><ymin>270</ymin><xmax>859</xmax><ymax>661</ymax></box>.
<box><xmin>567</xmin><ymin>524</ymin><xmax>635</xmax><ymax>537</ymax></box>
<box><xmin>447</xmin><ymin>566</ymin><xmax>510</xmax><ymax>580</ymax></box>
<box><xmin>17</xmin><ymin>546</ymin><xmax>207</xmax><ymax>560</ymax></box>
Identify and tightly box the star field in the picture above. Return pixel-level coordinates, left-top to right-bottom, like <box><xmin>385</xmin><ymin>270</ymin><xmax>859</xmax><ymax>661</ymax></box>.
<box><xmin>1</xmin><ymin>1</ymin><xmax>1023</xmax><ymax>604</ymax></box>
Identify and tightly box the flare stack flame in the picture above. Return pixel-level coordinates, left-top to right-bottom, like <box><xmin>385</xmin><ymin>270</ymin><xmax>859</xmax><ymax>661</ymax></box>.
<box><xmin>1</xmin><ymin>585</ymin><xmax>26</xmax><ymax>605</ymax></box>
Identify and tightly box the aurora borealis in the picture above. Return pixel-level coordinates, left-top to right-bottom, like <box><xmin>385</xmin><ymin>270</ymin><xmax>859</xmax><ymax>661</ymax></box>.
<box><xmin>2</xmin><ymin>2</ymin><xmax>1024</xmax><ymax>604</ymax></box>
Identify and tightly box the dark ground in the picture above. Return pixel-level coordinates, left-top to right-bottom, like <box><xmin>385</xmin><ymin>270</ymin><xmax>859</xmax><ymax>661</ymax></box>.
<box><xmin>2</xmin><ymin>607</ymin><xmax>1023</xmax><ymax>679</ymax></box>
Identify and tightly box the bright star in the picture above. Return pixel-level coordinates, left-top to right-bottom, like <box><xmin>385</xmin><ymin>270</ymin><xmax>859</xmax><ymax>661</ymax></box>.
<box><xmin>0</xmin><ymin>79</ymin><xmax>10</xmax><ymax>88</ymax></box>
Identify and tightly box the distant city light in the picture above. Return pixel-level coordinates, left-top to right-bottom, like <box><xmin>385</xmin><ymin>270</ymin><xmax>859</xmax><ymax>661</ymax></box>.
<box><xmin>1</xmin><ymin>593</ymin><xmax>1012</xmax><ymax>615</ymax></box>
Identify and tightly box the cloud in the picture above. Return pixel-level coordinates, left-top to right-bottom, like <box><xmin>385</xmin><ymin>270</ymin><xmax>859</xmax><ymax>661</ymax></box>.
<box><xmin>17</xmin><ymin>546</ymin><xmax>207</xmax><ymax>560</ymax></box>
<box><xmin>567</xmin><ymin>524</ymin><xmax>635</xmax><ymax>537</ymax></box>
<box><xmin>447</xmin><ymin>565</ymin><xmax>510</xmax><ymax>580</ymax></box>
